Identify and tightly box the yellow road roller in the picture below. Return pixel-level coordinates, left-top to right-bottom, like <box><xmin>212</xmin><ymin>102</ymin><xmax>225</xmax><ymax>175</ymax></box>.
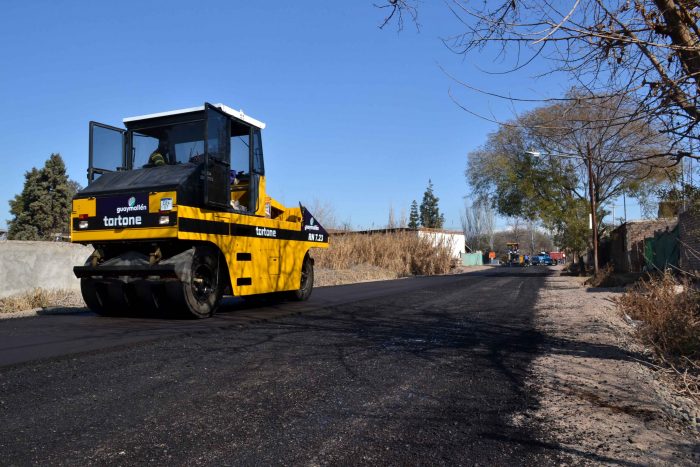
<box><xmin>71</xmin><ymin>103</ymin><xmax>329</xmax><ymax>318</ymax></box>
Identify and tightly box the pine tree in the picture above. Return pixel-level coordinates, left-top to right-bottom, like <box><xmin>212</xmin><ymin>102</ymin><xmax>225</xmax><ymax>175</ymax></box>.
<box><xmin>419</xmin><ymin>179</ymin><xmax>445</xmax><ymax>229</ymax></box>
<box><xmin>8</xmin><ymin>168</ymin><xmax>42</xmax><ymax>240</ymax></box>
<box><xmin>408</xmin><ymin>200</ymin><xmax>420</xmax><ymax>229</ymax></box>
<box><xmin>8</xmin><ymin>154</ymin><xmax>79</xmax><ymax>240</ymax></box>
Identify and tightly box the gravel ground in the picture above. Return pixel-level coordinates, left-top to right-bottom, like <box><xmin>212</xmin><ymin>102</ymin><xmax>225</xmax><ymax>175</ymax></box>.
<box><xmin>517</xmin><ymin>270</ymin><xmax>700</xmax><ymax>465</ymax></box>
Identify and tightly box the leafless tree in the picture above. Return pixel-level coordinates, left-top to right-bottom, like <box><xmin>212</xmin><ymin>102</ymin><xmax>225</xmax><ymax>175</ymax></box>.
<box><xmin>387</xmin><ymin>204</ymin><xmax>398</xmax><ymax>228</ymax></box>
<box><xmin>379</xmin><ymin>0</ymin><xmax>700</xmax><ymax>156</ymax></box>
<box><xmin>399</xmin><ymin>207</ymin><xmax>408</xmax><ymax>227</ymax></box>
<box><xmin>526</xmin><ymin>218</ymin><xmax>537</xmax><ymax>255</ymax></box>
<box><xmin>460</xmin><ymin>200</ymin><xmax>481</xmax><ymax>252</ymax></box>
<box><xmin>507</xmin><ymin>216</ymin><xmax>524</xmax><ymax>247</ymax></box>
<box><xmin>306</xmin><ymin>198</ymin><xmax>338</xmax><ymax>230</ymax></box>
<box><xmin>376</xmin><ymin>0</ymin><xmax>419</xmax><ymax>31</ymax></box>
<box><xmin>461</xmin><ymin>196</ymin><xmax>495</xmax><ymax>251</ymax></box>
<box><xmin>482</xmin><ymin>199</ymin><xmax>496</xmax><ymax>250</ymax></box>
<box><xmin>472</xmin><ymin>197</ymin><xmax>496</xmax><ymax>250</ymax></box>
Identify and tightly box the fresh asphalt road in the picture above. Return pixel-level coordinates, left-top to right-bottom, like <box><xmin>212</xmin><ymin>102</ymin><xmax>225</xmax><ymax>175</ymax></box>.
<box><xmin>0</xmin><ymin>267</ymin><xmax>567</xmax><ymax>465</ymax></box>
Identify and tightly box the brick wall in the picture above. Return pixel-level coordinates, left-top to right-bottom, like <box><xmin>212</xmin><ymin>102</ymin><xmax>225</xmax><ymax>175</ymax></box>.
<box><xmin>679</xmin><ymin>210</ymin><xmax>700</xmax><ymax>275</ymax></box>
<box><xmin>608</xmin><ymin>219</ymin><xmax>677</xmax><ymax>272</ymax></box>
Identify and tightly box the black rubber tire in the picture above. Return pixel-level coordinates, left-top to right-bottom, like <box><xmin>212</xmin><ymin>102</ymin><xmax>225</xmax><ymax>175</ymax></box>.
<box><xmin>81</xmin><ymin>279</ymin><xmax>129</xmax><ymax>316</ymax></box>
<box><xmin>106</xmin><ymin>281</ymin><xmax>135</xmax><ymax>316</ymax></box>
<box><xmin>81</xmin><ymin>278</ymin><xmax>108</xmax><ymax>314</ymax></box>
<box><xmin>169</xmin><ymin>245</ymin><xmax>223</xmax><ymax>319</ymax></box>
<box><xmin>289</xmin><ymin>255</ymin><xmax>314</xmax><ymax>301</ymax></box>
<box><xmin>132</xmin><ymin>280</ymin><xmax>168</xmax><ymax>318</ymax></box>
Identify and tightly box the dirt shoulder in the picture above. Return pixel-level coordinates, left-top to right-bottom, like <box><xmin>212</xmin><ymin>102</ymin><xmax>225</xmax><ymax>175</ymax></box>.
<box><xmin>520</xmin><ymin>270</ymin><xmax>700</xmax><ymax>465</ymax></box>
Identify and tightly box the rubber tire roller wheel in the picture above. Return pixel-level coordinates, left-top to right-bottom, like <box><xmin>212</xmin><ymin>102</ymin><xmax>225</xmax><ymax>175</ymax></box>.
<box><xmin>81</xmin><ymin>278</ymin><xmax>128</xmax><ymax>316</ymax></box>
<box><xmin>289</xmin><ymin>255</ymin><xmax>314</xmax><ymax>301</ymax></box>
<box><xmin>168</xmin><ymin>245</ymin><xmax>224</xmax><ymax>319</ymax></box>
<box><xmin>81</xmin><ymin>278</ymin><xmax>107</xmax><ymax>315</ymax></box>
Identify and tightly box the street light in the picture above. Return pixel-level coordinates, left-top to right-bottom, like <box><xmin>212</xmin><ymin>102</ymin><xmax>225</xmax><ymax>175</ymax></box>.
<box><xmin>525</xmin><ymin>149</ymin><xmax>581</xmax><ymax>160</ymax></box>
<box><xmin>525</xmin><ymin>146</ymin><xmax>599</xmax><ymax>274</ymax></box>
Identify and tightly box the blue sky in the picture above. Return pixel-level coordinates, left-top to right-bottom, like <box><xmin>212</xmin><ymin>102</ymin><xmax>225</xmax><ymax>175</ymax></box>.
<box><xmin>0</xmin><ymin>1</ymin><xmax>641</xmax><ymax>231</ymax></box>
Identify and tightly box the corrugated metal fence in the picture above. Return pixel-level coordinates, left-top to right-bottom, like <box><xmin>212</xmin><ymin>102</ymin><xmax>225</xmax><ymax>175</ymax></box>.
<box><xmin>461</xmin><ymin>252</ymin><xmax>484</xmax><ymax>267</ymax></box>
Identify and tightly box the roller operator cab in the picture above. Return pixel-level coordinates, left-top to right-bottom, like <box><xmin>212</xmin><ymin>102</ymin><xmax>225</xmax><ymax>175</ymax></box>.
<box><xmin>71</xmin><ymin>103</ymin><xmax>329</xmax><ymax>318</ymax></box>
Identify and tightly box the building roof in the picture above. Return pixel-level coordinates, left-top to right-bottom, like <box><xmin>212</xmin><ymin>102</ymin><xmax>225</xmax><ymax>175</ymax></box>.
<box><xmin>330</xmin><ymin>227</ymin><xmax>464</xmax><ymax>236</ymax></box>
<box><xmin>417</xmin><ymin>227</ymin><xmax>464</xmax><ymax>235</ymax></box>
<box><xmin>123</xmin><ymin>103</ymin><xmax>266</xmax><ymax>129</ymax></box>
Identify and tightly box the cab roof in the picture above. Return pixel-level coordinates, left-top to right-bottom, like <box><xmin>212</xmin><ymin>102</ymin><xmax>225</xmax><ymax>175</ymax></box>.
<box><xmin>123</xmin><ymin>103</ymin><xmax>266</xmax><ymax>129</ymax></box>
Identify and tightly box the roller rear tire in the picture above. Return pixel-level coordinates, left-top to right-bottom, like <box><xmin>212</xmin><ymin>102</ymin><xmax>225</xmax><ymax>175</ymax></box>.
<box><xmin>288</xmin><ymin>255</ymin><xmax>314</xmax><ymax>301</ymax></box>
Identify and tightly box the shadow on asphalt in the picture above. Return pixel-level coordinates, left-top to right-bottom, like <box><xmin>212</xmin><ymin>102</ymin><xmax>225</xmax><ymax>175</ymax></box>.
<box><xmin>456</xmin><ymin>267</ymin><xmax>558</xmax><ymax>278</ymax></box>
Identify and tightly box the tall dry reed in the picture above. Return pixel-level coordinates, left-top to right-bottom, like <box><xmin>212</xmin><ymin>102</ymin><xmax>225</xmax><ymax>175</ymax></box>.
<box><xmin>314</xmin><ymin>231</ymin><xmax>453</xmax><ymax>276</ymax></box>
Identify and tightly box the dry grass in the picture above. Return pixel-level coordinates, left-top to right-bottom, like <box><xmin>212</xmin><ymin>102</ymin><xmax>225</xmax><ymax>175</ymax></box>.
<box><xmin>616</xmin><ymin>271</ymin><xmax>700</xmax><ymax>400</ymax></box>
<box><xmin>315</xmin><ymin>231</ymin><xmax>454</xmax><ymax>277</ymax></box>
<box><xmin>584</xmin><ymin>263</ymin><xmax>638</xmax><ymax>288</ymax></box>
<box><xmin>585</xmin><ymin>263</ymin><xmax>616</xmax><ymax>287</ymax></box>
<box><xmin>617</xmin><ymin>272</ymin><xmax>700</xmax><ymax>358</ymax></box>
<box><xmin>0</xmin><ymin>288</ymin><xmax>84</xmax><ymax>314</ymax></box>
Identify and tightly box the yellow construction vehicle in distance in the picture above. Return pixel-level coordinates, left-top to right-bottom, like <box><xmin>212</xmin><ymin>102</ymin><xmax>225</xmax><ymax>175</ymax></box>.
<box><xmin>506</xmin><ymin>242</ymin><xmax>524</xmax><ymax>266</ymax></box>
<box><xmin>71</xmin><ymin>103</ymin><xmax>329</xmax><ymax>318</ymax></box>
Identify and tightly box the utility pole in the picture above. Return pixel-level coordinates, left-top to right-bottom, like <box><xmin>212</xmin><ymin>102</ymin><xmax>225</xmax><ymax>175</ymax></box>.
<box><xmin>587</xmin><ymin>142</ymin><xmax>599</xmax><ymax>275</ymax></box>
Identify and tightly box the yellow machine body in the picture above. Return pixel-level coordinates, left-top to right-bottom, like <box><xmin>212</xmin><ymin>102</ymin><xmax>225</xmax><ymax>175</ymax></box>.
<box><xmin>71</xmin><ymin>185</ymin><xmax>327</xmax><ymax>297</ymax></box>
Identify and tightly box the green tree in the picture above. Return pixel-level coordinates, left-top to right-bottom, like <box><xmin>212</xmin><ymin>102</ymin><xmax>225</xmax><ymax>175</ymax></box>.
<box><xmin>408</xmin><ymin>200</ymin><xmax>420</xmax><ymax>229</ymax></box>
<box><xmin>8</xmin><ymin>154</ymin><xmax>79</xmax><ymax>240</ymax></box>
<box><xmin>419</xmin><ymin>180</ymin><xmax>445</xmax><ymax>229</ymax></box>
<box><xmin>656</xmin><ymin>182</ymin><xmax>700</xmax><ymax>217</ymax></box>
<box><xmin>467</xmin><ymin>94</ymin><xmax>672</xmax><ymax>256</ymax></box>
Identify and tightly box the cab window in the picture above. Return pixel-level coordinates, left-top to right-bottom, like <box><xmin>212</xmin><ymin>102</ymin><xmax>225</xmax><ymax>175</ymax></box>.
<box><xmin>129</xmin><ymin>120</ymin><xmax>206</xmax><ymax>168</ymax></box>
<box><xmin>231</xmin><ymin>125</ymin><xmax>250</xmax><ymax>176</ymax></box>
<box><xmin>230</xmin><ymin>122</ymin><xmax>255</xmax><ymax>212</ymax></box>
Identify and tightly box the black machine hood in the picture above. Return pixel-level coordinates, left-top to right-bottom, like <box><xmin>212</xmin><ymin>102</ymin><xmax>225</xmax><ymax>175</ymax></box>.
<box><xmin>75</xmin><ymin>163</ymin><xmax>202</xmax><ymax>201</ymax></box>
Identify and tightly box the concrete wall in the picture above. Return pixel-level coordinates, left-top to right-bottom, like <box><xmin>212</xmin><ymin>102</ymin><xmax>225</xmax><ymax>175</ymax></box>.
<box><xmin>0</xmin><ymin>241</ymin><xmax>92</xmax><ymax>298</ymax></box>
<box><xmin>608</xmin><ymin>219</ymin><xmax>677</xmax><ymax>272</ymax></box>
<box><xmin>679</xmin><ymin>210</ymin><xmax>700</xmax><ymax>275</ymax></box>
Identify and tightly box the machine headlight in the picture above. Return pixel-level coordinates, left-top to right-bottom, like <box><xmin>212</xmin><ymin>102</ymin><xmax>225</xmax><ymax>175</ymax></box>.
<box><xmin>159</xmin><ymin>216</ymin><xmax>170</xmax><ymax>225</ymax></box>
<box><xmin>78</xmin><ymin>220</ymin><xmax>89</xmax><ymax>229</ymax></box>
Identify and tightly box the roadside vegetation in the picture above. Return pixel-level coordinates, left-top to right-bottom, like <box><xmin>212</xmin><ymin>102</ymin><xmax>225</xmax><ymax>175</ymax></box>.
<box><xmin>314</xmin><ymin>230</ymin><xmax>454</xmax><ymax>279</ymax></box>
<box><xmin>0</xmin><ymin>288</ymin><xmax>83</xmax><ymax>315</ymax></box>
<box><xmin>617</xmin><ymin>272</ymin><xmax>700</xmax><ymax>401</ymax></box>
